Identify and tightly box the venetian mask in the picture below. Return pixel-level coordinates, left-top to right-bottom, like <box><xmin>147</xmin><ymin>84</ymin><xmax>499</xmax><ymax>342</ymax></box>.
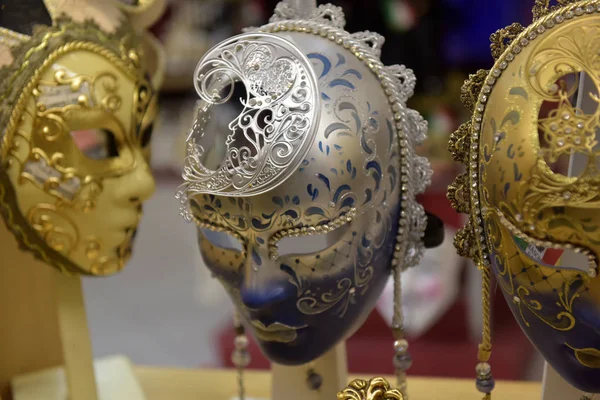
<box><xmin>449</xmin><ymin>0</ymin><xmax>600</xmax><ymax>394</ymax></box>
<box><xmin>0</xmin><ymin>0</ymin><xmax>164</xmax><ymax>276</ymax></box>
<box><xmin>177</xmin><ymin>1</ymin><xmax>439</xmax><ymax>365</ymax></box>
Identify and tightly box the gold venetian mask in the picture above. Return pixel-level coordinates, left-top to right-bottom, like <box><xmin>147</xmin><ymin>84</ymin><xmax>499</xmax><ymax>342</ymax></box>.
<box><xmin>0</xmin><ymin>0</ymin><xmax>164</xmax><ymax>275</ymax></box>
<box><xmin>449</xmin><ymin>0</ymin><xmax>600</xmax><ymax>394</ymax></box>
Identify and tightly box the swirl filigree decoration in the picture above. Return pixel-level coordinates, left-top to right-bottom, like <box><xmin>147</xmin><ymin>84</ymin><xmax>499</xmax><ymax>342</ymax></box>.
<box><xmin>178</xmin><ymin>33</ymin><xmax>320</xmax><ymax>198</ymax></box>
<box><xmin>337</xmin><ymin>378</ymin><xmax>404</xmax><ymax>400</ymax></box>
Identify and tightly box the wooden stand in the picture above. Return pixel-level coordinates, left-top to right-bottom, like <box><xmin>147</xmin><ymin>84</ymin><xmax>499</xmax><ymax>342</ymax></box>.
<box><xmin>0</xmin><ymin>222</ymin><xmax>145</xmax><ymax>400</ymax></box>
<box><xmin>52</xmin><ymin>272</ymin><xmax>98</xmax><ymax>400</ymax></box>
<box><xmin>0</xmin><ymin>222</ymin><xmax>64</xmax><ymax>400</ymax></box>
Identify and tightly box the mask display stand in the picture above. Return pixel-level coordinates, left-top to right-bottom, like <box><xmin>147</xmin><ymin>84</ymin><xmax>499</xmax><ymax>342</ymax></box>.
<box><xmin>541</xmin><ymin>363</ymin><xmax>585</xmax><ymax>400</ymax></box>
<box><xmin>0</xmin><ymin>223</ymin><xmax>146</xmax><ymax>400</ymax></box>
<box><xmin>271</xmin><ymin>343</ymin><xmax>347</xmax><ymax>400</ymax></box>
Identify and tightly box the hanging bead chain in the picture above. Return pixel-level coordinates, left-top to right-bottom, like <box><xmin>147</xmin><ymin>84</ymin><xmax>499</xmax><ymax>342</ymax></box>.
<box><xmin>391</xmin><ymin>262</ymin><xmax>412</xmax><ymax>399</ymax></box>
<box><xmin>475</xmin><ymin>263</ymin><xmax>495</xmax><ymax>400</ymax></box>
<box><xmin>232</xmin><ymin>312</ymin><xmax>251</xmax><ymax>400</ymax></box>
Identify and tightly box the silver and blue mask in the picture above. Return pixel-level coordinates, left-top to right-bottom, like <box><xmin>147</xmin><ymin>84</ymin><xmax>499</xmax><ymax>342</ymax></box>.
<box><xmin>176</xmin><ymin>1</ymin><xmax>436</xmax><ymax>365</ymax></box>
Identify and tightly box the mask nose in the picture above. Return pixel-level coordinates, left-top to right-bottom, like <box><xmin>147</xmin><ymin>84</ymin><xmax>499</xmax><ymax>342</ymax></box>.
<box><xmin>115</xmin><ymin>155</ymin><xmax>156</xmax><ymax>204</ymax></box>
<box><xmin>240</xmin><ymin>247</ymin><xmax>296</xmax><ymax>310</ymax></box>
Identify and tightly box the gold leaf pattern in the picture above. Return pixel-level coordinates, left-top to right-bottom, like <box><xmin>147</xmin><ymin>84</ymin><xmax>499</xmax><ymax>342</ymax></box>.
<box><xmin>460</xmin><ymin>69</ymin><xmax>488</xmax><ymax>112</ymax></box>
<box><xmin>448</xmin><ymin>121</ymin><xmax>471</xmax><ymax>163</ymax></box>
<box><xmin>447</xmin><ymin>172</ymin><xmax>470</xmax><ymax>214</ymax></box>
<box><xmin>490</xmin><ymin>22</ymin><xmax>525</xmax><ymax>60</ymax></box>
<box><xmin>454</xmin><ymin>221</ymin><xmax>476</xmax><ymax>259</ymax></box>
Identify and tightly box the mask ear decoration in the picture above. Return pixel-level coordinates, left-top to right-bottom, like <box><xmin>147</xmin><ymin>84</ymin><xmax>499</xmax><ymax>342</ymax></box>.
<box><xmin>43</xmin><ymin>0</ymin><xmax>127</xmax><ymax>34</ymax></box>
<box><xmin>111</xmin><ymin>0</ymin><xmax>167</xmax><ymax>32</ymax></box>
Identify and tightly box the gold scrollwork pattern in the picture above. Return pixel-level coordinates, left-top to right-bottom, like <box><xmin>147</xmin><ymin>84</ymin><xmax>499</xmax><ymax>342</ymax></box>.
<box><xmin>337</xmin><ymin>378</ymin><xmax>404</xmax><ymax>400</ymax></box>
<box><xmin>27</xmin><ymin>204</ymin><xmax>79</xmax><ymax>255</ymax></box>
<box><xmin>85</xmin><ymin>237</ymin><xmax>123</xmax><ymax>275</ymax></box>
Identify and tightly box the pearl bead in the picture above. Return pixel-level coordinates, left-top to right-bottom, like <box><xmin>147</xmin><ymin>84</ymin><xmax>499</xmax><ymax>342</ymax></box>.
<box><xmin>394</xmin><ymin>339</ymin><xmax>409</xmax><ymax>352</ymax></box>
<box><xmin>231</xmin><ymin>349</ymin><xmax>251</xmax><ymax>368</ymax></box>
<box><xmin>235</xmin><ymin>335</ymin><xmax>248</xmax><ymax>350</ymax></box>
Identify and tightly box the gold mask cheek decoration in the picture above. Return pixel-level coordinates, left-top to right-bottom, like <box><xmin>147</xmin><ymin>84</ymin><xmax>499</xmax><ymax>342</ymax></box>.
<box><xmin>2</xmin><ymin>44</ymin><xmax>155</xmax><ymax>276</ymax></box>
<box><xmin>449</xmin><ymin>4</ymin><xmax>600</xmax><ymax>395</ymax></box>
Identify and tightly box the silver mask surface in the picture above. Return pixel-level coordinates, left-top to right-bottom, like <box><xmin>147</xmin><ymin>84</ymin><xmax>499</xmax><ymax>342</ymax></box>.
<box><xmin>177</xmin><ymin>1</ymin><xmax>431</xmax><ymax>365</ymax></box>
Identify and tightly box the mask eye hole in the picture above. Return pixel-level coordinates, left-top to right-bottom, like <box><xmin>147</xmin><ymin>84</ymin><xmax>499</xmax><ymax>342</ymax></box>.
<box><xmin>140</xmin><ymin>122</ymin><xmax>154</xmax><ymax>148</ymax></box>
<box><xmin>537</xmin><ymin>71</ymin><xmax>598</xmax><ymax>177</ymax></box>
<box><xmin>200</xmin><ymin>228</ymin><xmax>244</xmax><ymax>252</ymax></box>
<box><xmin>276</xmin><ymin>223</ymin><xmax>351</xmax><ymax>257</ymax></box>
<box><xmin>71</xmin><ymin>128</ymin><xmax>119</xmax><ymax>160</ymax></box>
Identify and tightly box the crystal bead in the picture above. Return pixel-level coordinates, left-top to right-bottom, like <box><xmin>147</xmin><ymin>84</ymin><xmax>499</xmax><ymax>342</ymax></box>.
<box><xmin>476</xmin><ymin>362</ymin><xmax>491</xmax><ymax>377</ymax></box>
<box><xmin>393</xmin><ymin>353</ymin><xmax>413</xmax><ymax>371</ymax></box>
<box><xmin>476</xmin><ymin>377</ymin><xmax>496</xmax><ymax>393</ymax></box>
<box><xmin>307</xmin><ymin>371</ymin><xmax>323</xmax><ymax>390</ymax></box>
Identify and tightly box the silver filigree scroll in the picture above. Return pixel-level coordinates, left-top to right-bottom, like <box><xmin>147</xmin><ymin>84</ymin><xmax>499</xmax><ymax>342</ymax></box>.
<box><xmin>179</xmin><ymin>33</ymin><xmax>320</xmax><ymax>198</ymax></box>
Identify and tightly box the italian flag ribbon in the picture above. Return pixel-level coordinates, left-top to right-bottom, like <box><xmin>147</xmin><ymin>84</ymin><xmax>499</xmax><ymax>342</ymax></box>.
<box><xmin>513</xmin><ymin>236</ymin><xmax>564</xmax><ymax>266</ymax></box>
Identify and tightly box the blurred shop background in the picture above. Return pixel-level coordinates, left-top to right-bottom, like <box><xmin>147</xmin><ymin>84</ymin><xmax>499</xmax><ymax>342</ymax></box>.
<box><xmin>82</xmin><ymin>0</ymin><xmax>544</xmax><ymax>381</ymax></box>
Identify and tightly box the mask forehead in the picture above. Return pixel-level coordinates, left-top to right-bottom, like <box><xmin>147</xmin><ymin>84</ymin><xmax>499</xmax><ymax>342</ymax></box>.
<box><xmin>180</xmin><ymin>27</ymin><xmax>430</xmax><ymax>269</ymax></box>
<box><xmin>190</xmin><ymin>32</ymin><xmax>399</xmax><ymax>239</ymax></box>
